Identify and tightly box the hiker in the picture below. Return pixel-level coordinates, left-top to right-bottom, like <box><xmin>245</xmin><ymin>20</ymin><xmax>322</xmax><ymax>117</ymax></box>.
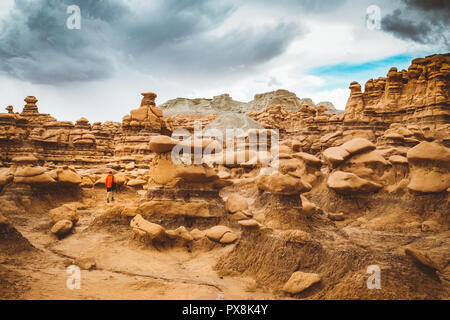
<box><xmin>105</xmin><ymin>171</ymin><xmax>117</xmax><ymax>203</ymax></box>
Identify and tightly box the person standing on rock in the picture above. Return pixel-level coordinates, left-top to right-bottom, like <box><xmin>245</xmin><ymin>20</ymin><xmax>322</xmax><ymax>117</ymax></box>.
<box><xmin>105</xmin><ymin>171</ymin><xmax>117</xmax><ymax>203</ymax></box>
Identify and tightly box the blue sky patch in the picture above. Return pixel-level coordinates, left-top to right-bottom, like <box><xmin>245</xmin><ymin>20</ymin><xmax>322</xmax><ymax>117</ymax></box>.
<box><xmin>308</xmin><ymin>53</ymin><xmax>430</xmax><ymax>91</ymax></box>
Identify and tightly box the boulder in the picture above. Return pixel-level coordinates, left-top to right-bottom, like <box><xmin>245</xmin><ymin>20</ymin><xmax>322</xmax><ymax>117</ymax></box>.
<box><xmin>231</xmin><ymin>211</ymin><xmax>250</xmax><ymax>221</ymax></box>
<box><xmin>225</xmin><ymin>194</ymin><xmax>248</xmax><ymax>213</ymax></box>
<box><xmin>93</xmin><ymin>204</ymin><xmax>128</xmax><ymax>224</ymax></box>
<box><xmin>205</xmin><ymin>225</ymin><xmax>237</xmax><ymax>244</ymax></box>
<box><xmin>327</xmin><ymin>171</ymin><xmax>382</xmax><ymax>194</ymax></box>
<box><xmin>49</xmin><ymin>204</ymin><xmax>79</xmax><ymax>223</ymax></box>
<box><xmin>323</xmin><ymin>147</ymin><xmax>350</xmax><ymax>167</ymax></box>
<box><xmin>56</xmin><ymin>168</ymin><xmax>82</xmax><ymax>185</ymax></box>
<box><xmin>293</xmin><ymin>152</ymin><xmax>322</xmax><ymax>165</ymax></box>
<box><xmin>14</xmin><ymin>166</ymin><xmax>56</xmax><ymax>186</ymax></box>
<box><xmin>205</xmin><ymin>225</ymin><xmax>233</xmax><ymax>242</ymax></box>
<box><xmin>282</xmin><ymin>271</ymin><xmax>321</xmax><ymax>294</ymax></box>
<box><xmin>219</xmin><ymin>232</ymin><xmax>238</xmax><ymax>244</ymax></box>
<box><xmin>347</xmin><ymin>150</ymin><xmax>390</xmax><ymax>166</ymax></box>
<box><xmin>300</xmin><ymin>195</ymin><xmax>319</xmax><ymax>216</ymax></box>
<box><xmin>341</xmin><ymin>138</ymin><xmax>375</xmax><ymax>155</ymax></box>
<box><xmin>257</xmin><ymin>172</ymin><xmax>311</xmax><ymax>195</ymax></box>
<box><xmin>50</xmin><ymin>219</ymin><xmax>73</xmax><ymax>237</ymax></box>
<box><xmin>165</xmin><ymin>229</ymin><xmax>179</xmax><ymax>239</ymax></box>
<box><xmin>130</xmin><ymin>214</ymin><xmax>166</xmax><ymax>241</ymax></box>
<box><xmin>238</xmin><ymin>219</ymin><xmax>260</xmax><ymax>228</ymax></box>
<box><xmin>173</xmin><ymin>226</ymin><xmax>194</xmax><ymax>242</ymax></box>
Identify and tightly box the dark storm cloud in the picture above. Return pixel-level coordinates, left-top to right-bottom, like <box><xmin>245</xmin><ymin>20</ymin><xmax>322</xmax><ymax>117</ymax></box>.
<box><xmin>118</xmin><ymin>0</ymin><xmax>236</xmax><ymax>56</ymax></box>
<box><xmin>381</xmin><ymin>0</ymin><xmax>450</xmax><ymax>48</ymax></box>
<box><xmin>0</xmin><ymin>0</ymin><xmax>306</xmax><ymax>84</ymax></box>
<box><xmin>0</xmin><ymin>0</ymin><xmax>122</xmax><ymax>83</ymax></box>
<box><xmin>143</xmin><ymin>21</ymin><xmax>303</xmax><ymax>74</ymax></box>
<box><xmin>248</xmin><ymin>0</ymin><xmax>347</xmax><ymax>12</ymax></box>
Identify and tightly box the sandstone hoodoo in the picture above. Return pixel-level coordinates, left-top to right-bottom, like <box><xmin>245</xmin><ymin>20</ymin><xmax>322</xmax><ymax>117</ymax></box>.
<box><xmin>406</xmin><ymin>141</ymin><xmax>450</xmax><ymax>193</ymax></box>
<box><xmin>0</xmin><ymin>53</ymin><xmax>449</xmax><ymax>300</ymax></box>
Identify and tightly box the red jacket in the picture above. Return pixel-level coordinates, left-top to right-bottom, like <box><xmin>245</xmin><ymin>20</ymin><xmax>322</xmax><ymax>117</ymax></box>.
<box><xmin>105</xmin><ymin>174</ymin><xmax>116</xmax><ymax>188</ymax></box>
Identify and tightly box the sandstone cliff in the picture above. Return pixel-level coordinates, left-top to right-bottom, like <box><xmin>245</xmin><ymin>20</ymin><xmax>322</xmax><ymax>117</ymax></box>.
<box><xmin>159</xmin><ymin>89</ymin><xmax>338</xmax><ymax>115</ymax></box>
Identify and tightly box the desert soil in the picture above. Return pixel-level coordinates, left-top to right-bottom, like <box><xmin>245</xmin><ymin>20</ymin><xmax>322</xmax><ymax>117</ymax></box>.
<box><xmin>0</xmin><ymin>189</ymin><xmax>277</xmax><ymax>300</ymax></box>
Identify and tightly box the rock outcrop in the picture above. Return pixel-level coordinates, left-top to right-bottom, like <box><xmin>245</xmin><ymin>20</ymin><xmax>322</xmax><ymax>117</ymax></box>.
<box><xmin>406</xmin><ymin>141</ymin><xmax>450</xmax><ymax>193</ymax></box>
<box><xmin>282</xmin><ymin>271</ymin><xmax>321</xmax><ymax>295</ymax></box>
<box><xmin>160</xmin><ymin>94</ymin><xmax>247</xmax><ymax>115</ymax></box>
<box><xmin>159</xmin><ymin>89</ymin><xmax>339</xmax><ymax>115</ymax></box>
<box><xmin>327</xmin><ymin>171</ymin><xmax>382</xmax><ymax>194</ymax></box>
<box><xmin>142</xmin><ymin>135</ymin><xmax>230</xmax><ymax>220</ymax></box>
<box><xmin>0</xmin><ymin>97</ymin><xmax>120</xmax><ymax>166</ymax></box>
<box><xmin>122</xmin><ymin>92</ymin><xmax>164</xmax><ymax>134</ymax></box>
<box><xmin>245</xmin><ymin>54</ymin><xmax>449</xmax><ymax>154</ymax></box>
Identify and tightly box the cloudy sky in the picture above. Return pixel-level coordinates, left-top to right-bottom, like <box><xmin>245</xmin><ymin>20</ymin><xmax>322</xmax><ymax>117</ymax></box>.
<box><xmin>0</xmin><ymin>0</ymin><xmax>448</xmax><ymax>122</ymax></box>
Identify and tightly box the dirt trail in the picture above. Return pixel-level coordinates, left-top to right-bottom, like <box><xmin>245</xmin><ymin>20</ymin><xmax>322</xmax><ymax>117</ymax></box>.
<box><xmin>0</xmin><ymin>189</ymin><xmax>276</xmax><ymax>300</ymax></box>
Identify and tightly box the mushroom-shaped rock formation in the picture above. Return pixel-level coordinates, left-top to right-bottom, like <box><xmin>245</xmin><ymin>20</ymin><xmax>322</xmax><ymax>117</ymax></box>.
<box><xmin>122</xmin><ymin>92</ymin><xmax>164</xmax><ymax>134</ymax></box>
<box><xmin>407</xmin><ymin>142</ymin><xmax>450</xmax><ymax>193</ymax></box>
<box><xmin>143</xmin><ymin>136</ymin><xmax>231</xmax><ymax>219</ymax></box>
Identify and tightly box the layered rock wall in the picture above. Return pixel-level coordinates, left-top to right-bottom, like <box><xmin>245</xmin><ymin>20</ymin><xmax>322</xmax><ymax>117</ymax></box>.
<box><xmin>246</xmin><ymin>54</ymin><xmax>450</xmax><ymax>153</ymax></box>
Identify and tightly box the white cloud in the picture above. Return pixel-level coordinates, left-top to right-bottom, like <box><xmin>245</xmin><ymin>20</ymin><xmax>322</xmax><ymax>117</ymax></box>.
<box><xmin>0</xmin><ymin>0</ymin><xmax>435</xmax><ymax>122</ymax></box>
<box><xmin>0</xmin><ymin>0</ymin><xmax>13</xmax><ymax>17</ymax></box>
<box><xmin>308</xmin><ymin>88</ymin><xmax>350</xmax><ymax>110</ymax></box>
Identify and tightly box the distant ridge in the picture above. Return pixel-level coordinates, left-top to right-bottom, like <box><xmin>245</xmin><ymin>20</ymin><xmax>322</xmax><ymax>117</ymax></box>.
<box><xmin>158</xmin><ymin>89</ymin><xmax>340</xmax><ymax>115</ymax></box>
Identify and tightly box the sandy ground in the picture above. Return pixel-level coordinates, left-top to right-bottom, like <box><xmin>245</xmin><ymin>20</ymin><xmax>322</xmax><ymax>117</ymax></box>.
<box><xmin>0</xmin><ymin>189</ymin><xmax>278</xmax><ymax>300</ymax></box>
<box><xmin>1</xmin><ymin>186</ymin><xmax>448</xmax><ymax>300</ymax></box>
